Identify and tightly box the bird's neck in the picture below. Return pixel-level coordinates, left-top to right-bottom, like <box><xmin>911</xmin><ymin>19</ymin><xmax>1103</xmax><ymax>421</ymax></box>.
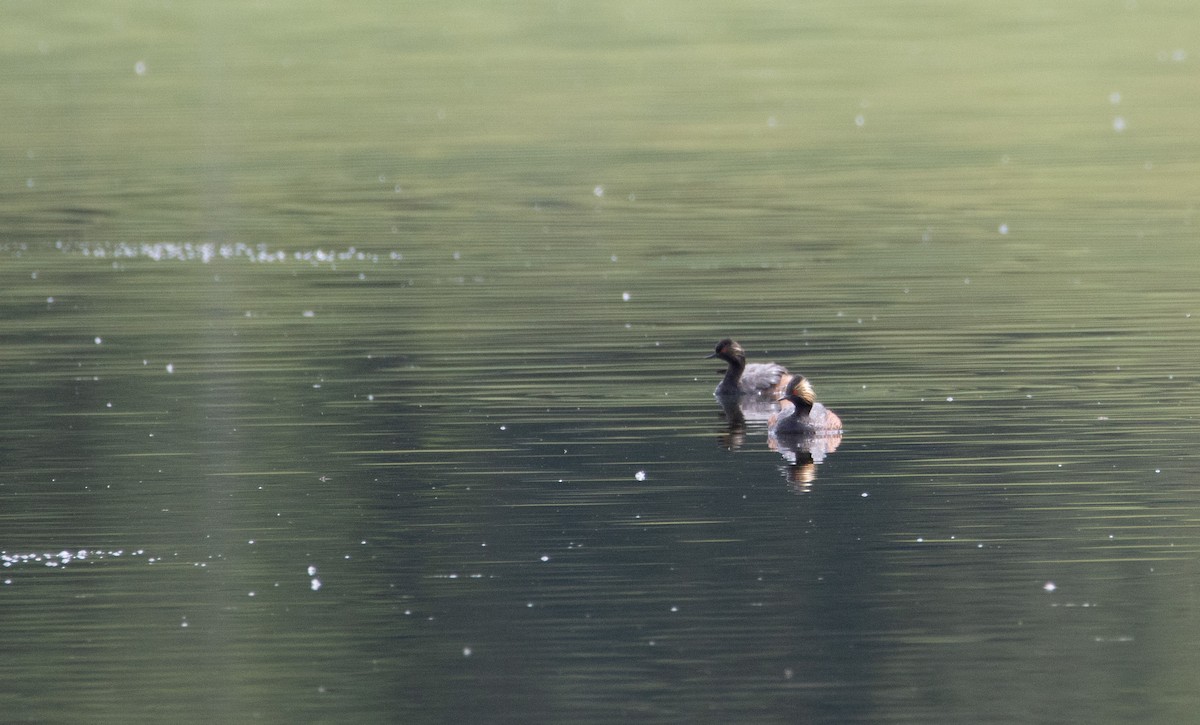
<box><xmin>720</xmin><ymin>357</ymin><xmax>746</xmax><ymax>389</ymax></box>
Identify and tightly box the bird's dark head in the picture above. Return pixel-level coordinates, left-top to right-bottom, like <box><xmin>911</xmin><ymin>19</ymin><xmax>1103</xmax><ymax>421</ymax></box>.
<box><xmin>705</xmin><ymin>338</ymin><xmax>745</xmax><ymax>365</ymax></box>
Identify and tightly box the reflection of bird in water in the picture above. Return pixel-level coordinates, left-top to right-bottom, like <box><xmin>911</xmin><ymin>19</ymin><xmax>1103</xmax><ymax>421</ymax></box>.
<box><xmin>713</xmin><ymin>393</ymin><xmax>787</xmax><ymax>450</ymax></box>
<box><xmin>768</xmin><ymin>431</ymin><xmax>842</xmax><ymax>493</ymax></box>
<box><xmin>706</xmin><ymin>339</ymin><xmax>792</xmax><ymax>399</ymax></box>
<box><xmin>767</xmin><ymin>376</ymin><xmax>843</xmax><ymax>491</ymax></box>
<box><xmin>713</xmin><ymin>396</ymin><xmax>750</xmax><ymax>450</ymax></box>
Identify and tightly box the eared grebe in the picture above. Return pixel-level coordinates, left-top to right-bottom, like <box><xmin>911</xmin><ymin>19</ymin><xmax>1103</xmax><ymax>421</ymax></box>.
<box><xmin>706</xmin><ymin>338</ymin><xmax>792</xmax><ymax>398</ymax></box>
<box><xmin>768</xmin><ymin>375</ymin><xmax>843</xmax><ymax>435</ymax></box>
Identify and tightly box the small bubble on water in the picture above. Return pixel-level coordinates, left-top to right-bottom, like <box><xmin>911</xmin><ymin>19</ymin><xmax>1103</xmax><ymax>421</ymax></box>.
<box><xmin>1113</xmin><ymin>116</ymin><xmax>1127</xmax><ymax>132</ymax></box>
<box><xmin>134</xmin><ymin>60</ymin><xmax>147</xmax><ymax>76</ymax></box>
<box><xmin>311</xmin><ymin>578</ymin><xmax>322</xmax><ymax>591</ymax></box>
<box><xmin>1043</xmin><ymin>581</ymin><xmax>1057</xmax><ymax>592</ymax></box>
<box><xmin>593</xmin><ymin>185</ymin><xmax>605</xmax><ymax>197</ymax></box>
<box><xmin>634</xmin><ymin>470</ymin><xmax>647</xmax><ymax>481</ymax></box>
<box><xmin>94</xmin><ymin>336</ymin><xmax>103</xmax><ymax>345</ymax></box>
<box><xmin>621</xmin><ymin>291</ymin><xmax>631</xmax><ymax>301</ymax></box>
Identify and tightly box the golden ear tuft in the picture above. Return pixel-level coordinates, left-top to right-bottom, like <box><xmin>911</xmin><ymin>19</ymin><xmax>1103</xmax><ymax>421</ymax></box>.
<box><xmin>793</xmin><ymin>377</ymin><xmax>816</xmax><ymax>405</ymax></box>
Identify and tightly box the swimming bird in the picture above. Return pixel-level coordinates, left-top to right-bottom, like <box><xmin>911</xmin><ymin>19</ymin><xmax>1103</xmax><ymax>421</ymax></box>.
<box><xmin>768</xmin><ymin>375</ymin><xmax>843</xmax><ymax>435</ymax></box>
<box><xmin>706</xmin><ymin>338</ymin><xmax>791</xmax><ymax>398</ymax></box>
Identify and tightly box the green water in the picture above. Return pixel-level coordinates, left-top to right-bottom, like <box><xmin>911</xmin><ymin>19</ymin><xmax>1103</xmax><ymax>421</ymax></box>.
<box><xmin>3</xmin><ymin>1</ymin><xmax>1199</xmax><ymax>723</ymax></box>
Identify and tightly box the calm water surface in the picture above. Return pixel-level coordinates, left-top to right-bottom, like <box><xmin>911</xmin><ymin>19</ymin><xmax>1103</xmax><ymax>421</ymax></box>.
<box><xmin>3</xmin><ymin>1</ymin><xmax>1199</xmax><ymax>723</ymax></box>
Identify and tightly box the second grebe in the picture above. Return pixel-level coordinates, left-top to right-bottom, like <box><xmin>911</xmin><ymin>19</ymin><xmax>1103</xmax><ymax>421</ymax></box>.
<box><xmin>768</xmin><ymin>375</ymin><xmax>843</xmax><ymax>435</ymax></box>
<box><xmin>706</xmin><ymin>338</ymin><xmax>792</xmax><ymax>398</ymax></box>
